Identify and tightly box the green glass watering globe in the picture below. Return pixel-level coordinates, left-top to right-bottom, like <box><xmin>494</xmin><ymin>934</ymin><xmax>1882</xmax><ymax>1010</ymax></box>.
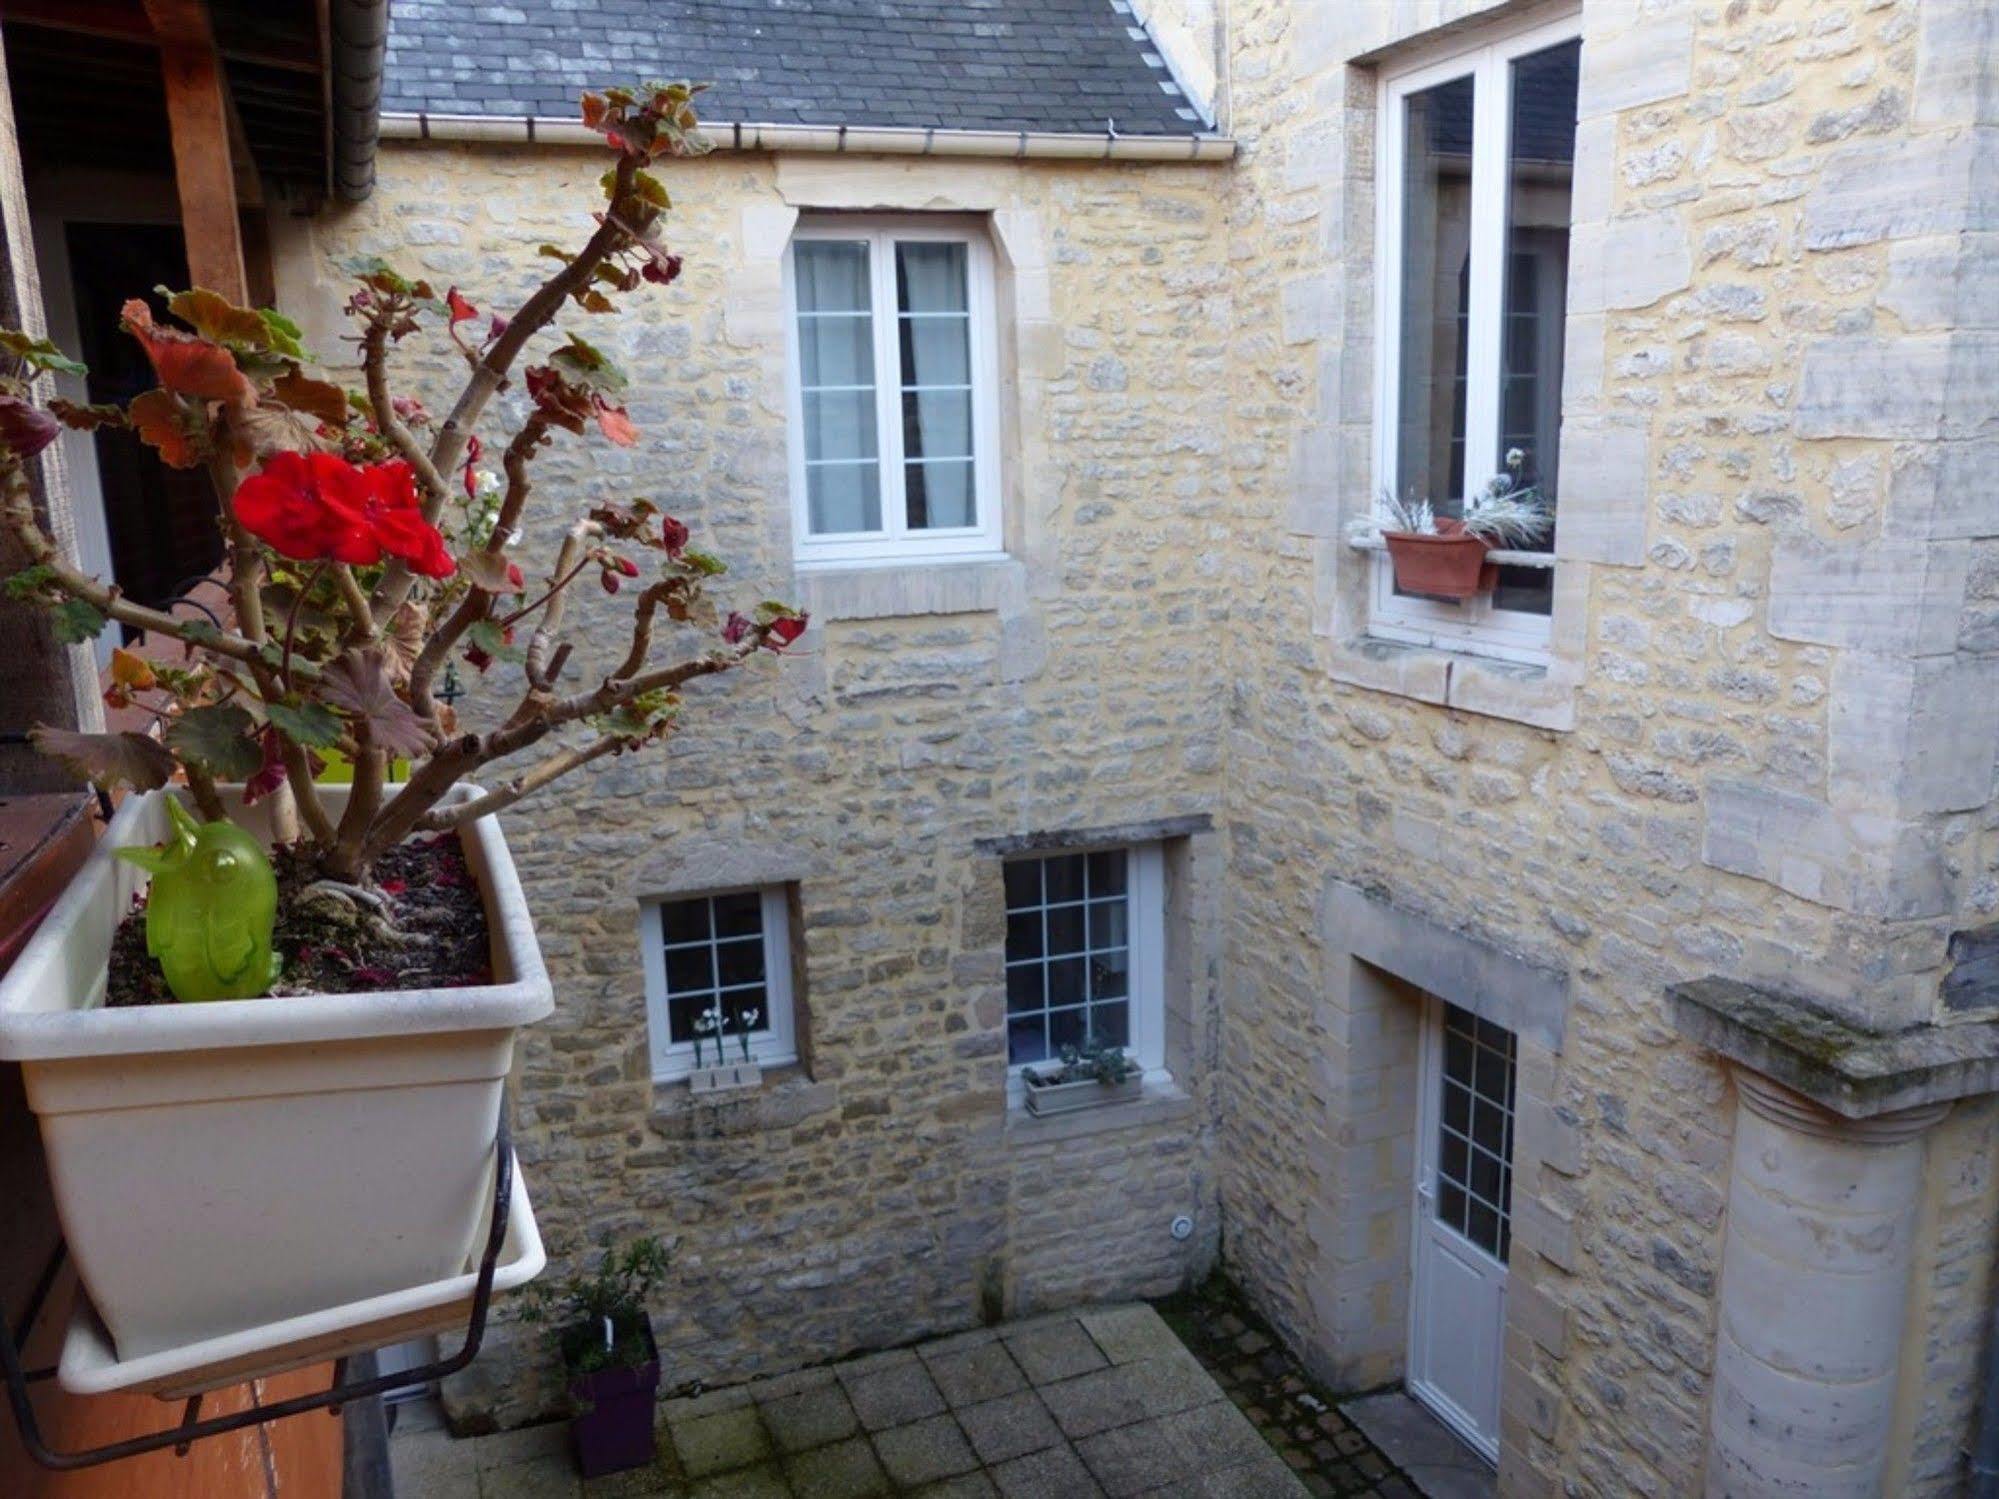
<box><xmin>113</xmin><ymin>796</ymin><xmax>281</xmax><ymax>1002</ymax></box>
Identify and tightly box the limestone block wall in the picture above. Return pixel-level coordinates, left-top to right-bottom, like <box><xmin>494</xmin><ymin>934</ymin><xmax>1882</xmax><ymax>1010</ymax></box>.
<box><xmin>255</xmin><ymin>0</ymin><xmax>1999</xmax><ymax>1474</ymax></box>
<box><xmin>275</xmin><ymin>142</ymin><xmax>1233</xmax><ymax>1420</ymax></box>
<box><xmin>1218</xmin><ymin>0</ymin><xmax>1998</xmax><ymax>1491</ymax></box>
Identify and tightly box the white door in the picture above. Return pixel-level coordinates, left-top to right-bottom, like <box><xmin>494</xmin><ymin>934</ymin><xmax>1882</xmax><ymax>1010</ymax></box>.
<box><xmin>1408</xmin><ymin>995</ymin><xmax>1517</xmax><ymax>1464</ymax></box>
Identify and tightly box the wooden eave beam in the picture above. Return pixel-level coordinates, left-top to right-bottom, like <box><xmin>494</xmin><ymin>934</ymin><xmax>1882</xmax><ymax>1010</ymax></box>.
<box><xmin>141</xmin><ymin>0</ymin><xmax>248</xmax><ymax>302</ymax></box>
<box><xmin>2</xmin><ymin>0</ymin><xmax>320</xmax><ymax>72</ymax></box>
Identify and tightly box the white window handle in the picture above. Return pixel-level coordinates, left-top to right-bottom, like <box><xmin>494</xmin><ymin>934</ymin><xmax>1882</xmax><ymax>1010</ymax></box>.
<box><xmin>1416</xmin><ymin>1173</ymin><xmax>1436</xmax><ymax>1203</ymax></box>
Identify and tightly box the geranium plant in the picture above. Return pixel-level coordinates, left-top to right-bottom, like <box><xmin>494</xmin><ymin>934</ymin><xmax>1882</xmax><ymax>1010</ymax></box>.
<box><xmin>0</xmin><ymin>85</ymin><xmax>805</xmax><ymax>964</ymax></box>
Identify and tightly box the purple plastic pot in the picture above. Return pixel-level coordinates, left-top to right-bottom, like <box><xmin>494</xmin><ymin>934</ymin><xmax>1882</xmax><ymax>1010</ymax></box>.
<box><xmin>567</xmin><ymin>1324</ymin><xmax>660</xmax><ymax>1478</ymax></box>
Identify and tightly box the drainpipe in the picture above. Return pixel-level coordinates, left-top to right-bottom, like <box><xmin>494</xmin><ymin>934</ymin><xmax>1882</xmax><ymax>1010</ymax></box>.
<box><xmin>329</xmin><ymin>0</ymin><xmax>388</xmax><ymax>201</ymax></box>
<box><xmin>1973</xmin><ymin>1275</ymin><xmax>1999</xmax><ymax>1498</ymax></box>
<box><xmin>378</xmin><ymin>113</ymin><xmax>1237</xmax><ymax>164</ymax></box>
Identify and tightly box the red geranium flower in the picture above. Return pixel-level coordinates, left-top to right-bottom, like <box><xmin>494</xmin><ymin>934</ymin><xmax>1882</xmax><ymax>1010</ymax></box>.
<box><xmin>234</xmin><ymin>451</ymin><xmax>455</xmax><ymax>577</ymax></box>
<box><xmin>325</xmin><ymin>460</ymin><xmax>457</xmax><ymax>578</ymax></box>
<box><xmin>234</xmin><ymin>451</ymin><xmax>367</xmax><ymax>562</ymax></box>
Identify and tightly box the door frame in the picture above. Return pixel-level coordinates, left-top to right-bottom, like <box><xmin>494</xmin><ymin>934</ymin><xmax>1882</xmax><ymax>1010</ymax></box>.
<box><xmin>1406</xmin><ymin>990</ymin><xmax>1508</xmax><ymax>1465</ymax></box>
<box><xmin>26</xmin><ymin>169</ymin><xmax>185</xmax><ymax>665</ymax></box>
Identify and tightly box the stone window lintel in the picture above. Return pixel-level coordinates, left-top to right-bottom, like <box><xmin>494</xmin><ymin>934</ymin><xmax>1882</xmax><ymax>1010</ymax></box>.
<box><xmin>973</xmin><ymin>813</ymin><xmax>1215</xmax><ymax>858</ymax></box>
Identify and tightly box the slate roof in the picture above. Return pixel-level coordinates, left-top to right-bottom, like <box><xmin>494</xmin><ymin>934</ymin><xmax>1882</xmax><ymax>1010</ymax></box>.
<box><xmin>383</xmin><ymin>0</ymin><xmax>1208</xmax><ymax>136</ymax></box>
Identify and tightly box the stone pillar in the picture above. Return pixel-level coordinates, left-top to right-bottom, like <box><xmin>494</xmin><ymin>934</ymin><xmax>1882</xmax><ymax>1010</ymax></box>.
<box><xmin>1706</xmin><ymin>1067</ymin><xmax>1949</xmax><ymax>1497</ymax></box>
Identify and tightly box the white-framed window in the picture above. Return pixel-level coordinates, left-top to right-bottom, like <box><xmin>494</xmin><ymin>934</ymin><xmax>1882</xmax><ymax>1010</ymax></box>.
<box><xmin>1372</xmin><ymin>14</ymin><xmax>1581</xmax><ymax>663</ymax></box>
<box><xmin>1001</xmin><ymin>845</ymin><xmax>1165</xmax><ymax>1082</ymax></box>
<box><xmin>784</xmin><ymin>216</ymin><xmax>1004</xmax><ymax>568</ymax></box>
<box><xmin>641</xmin><ymin>888</ymin><xmax>797</xmax><ymax>1082</ymax></box>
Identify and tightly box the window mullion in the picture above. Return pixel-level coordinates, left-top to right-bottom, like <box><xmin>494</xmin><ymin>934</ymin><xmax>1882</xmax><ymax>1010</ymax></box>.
<box><xmin>1460</xmin><ymin>49</ymin><xmax>1508</xmax><ymax>507</ymax></box>
<box><xmin>874</xmin><ymin>233</ymin><xmax>907</xmax><ymax>542</ymax></box>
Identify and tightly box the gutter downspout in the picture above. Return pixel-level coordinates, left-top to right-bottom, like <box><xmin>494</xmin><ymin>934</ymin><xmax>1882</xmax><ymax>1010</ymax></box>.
<box><xmin>329</xmin><ymin>0</ymin><xmax>388</xmax><ymax>201</ymax></box>
<box><xmin>378</xmin><ymin>113</ymin><xmax>1236</xmax><ymax>163</ymax></box>
<box><xmin>1974</xmin><ymin>1277</ymin><xmax>1999</xmax><ymax>1498</ymax></box>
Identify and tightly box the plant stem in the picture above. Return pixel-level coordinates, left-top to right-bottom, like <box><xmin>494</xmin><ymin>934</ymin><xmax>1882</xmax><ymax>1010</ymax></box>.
<box><xmin>278</xmin><ymin>561</ymin><xmax>328</xmax><ymax>693</ymax></box>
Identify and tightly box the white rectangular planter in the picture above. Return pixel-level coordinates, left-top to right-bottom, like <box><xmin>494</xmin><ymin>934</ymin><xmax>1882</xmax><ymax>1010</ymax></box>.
<box><xmin>59</xmin><ymin>1154</ymin><xmax>547</xmax><ymax>1399</ymax></box>
<box><xmin>0</xmin><ymin>784</ymin><xmax>553</xmax><ymax>1364</ymax></box>
<box><xmin>1021</xmin><ymin>1070</ymin><xmax>1145</xmax><ymax>1118</ymax></box>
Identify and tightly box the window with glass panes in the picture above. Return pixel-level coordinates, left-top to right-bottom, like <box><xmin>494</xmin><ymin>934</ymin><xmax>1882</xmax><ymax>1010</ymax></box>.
<box><xmin>787</xmin><ymin>219</ymin><xmax>1002</xmax><ymax>566</ymax></box>
<box><xmin>641</xmin><ymin>888</ymin><xmax>796</xmax><ymax>1080</ymax></box>
<box><xmin>1434</xmin><ymin>1002</ymin><xmax>1517</xmax><ymax>1262</ymax></box>
<box><xmin>1001</xmin><ymin>845</ymin><xmax>1165</xmax><ymax>1072</ymax></box>
<box><xmin>1373</xmin><ymin>18</ymin><xmax>1581</xmax><ymax>661</ymax></box>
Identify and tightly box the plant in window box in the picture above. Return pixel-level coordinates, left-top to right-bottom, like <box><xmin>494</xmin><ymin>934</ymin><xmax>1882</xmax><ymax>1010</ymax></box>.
<box><xmin>1022</xmin><ymin>1034</ymin><xmax>1145</xmax><ymax>1117</ymax></box>
<box><xmin>517</xmin><ymin>1236</ymin><xmax>671</xmax><ymax>1478</ymax></box>
<box><xmin>0</xmin><ymin>84</ymin><xmax>810</xmax><ymax>1379</ymax></box>
<box><xmin>688</xmin><ymin>1001</ymin><xmax>762</xmax><ymax>1095</ymax></box>
<box><xmin>1371</xmin><ymin>450</ymin><xmax>1552</xmax><ymax>601</ymax></box>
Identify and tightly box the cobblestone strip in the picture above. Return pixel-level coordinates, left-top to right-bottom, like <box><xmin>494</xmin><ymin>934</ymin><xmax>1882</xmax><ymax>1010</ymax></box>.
<box><xmin>1153</xmin><ymin>1283</ymin><xmax>1419</xmax><ymax>1499</ymax></box>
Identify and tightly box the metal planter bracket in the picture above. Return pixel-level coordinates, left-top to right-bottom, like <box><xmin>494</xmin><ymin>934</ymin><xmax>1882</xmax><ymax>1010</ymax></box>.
<box><xmin>1</xmin><ymin>1105</ymin><xmax>516</xmax><ymax>1471</ymax></box>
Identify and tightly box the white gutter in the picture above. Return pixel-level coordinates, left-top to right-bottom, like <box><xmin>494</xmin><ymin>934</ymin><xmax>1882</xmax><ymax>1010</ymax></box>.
<box><xmin>378</xmin><ymin>112</ymin><xmax>1236</xmax><ymax>163</ymax></box>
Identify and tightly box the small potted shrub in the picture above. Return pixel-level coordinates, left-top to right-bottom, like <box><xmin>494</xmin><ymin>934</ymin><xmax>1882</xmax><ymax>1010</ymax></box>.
<box><xmin>0</xmin><ymin>84</ymin><xmax>809</xmax><ymax>1370</ymax></box>
<box><xmin>518</xmin><ymin>1236</ymin><xmax>671</xmax><ymax>1478</ymax></box>
<box><xmin>1022</xmin><ymin>1034</ymin><xmax>1145</xmax><ymax>1117</ymax></box>
<box><xmin>1373</xmin><ymin>450</ymin><xmax>1552</xmax><ymax>600</ymax></box>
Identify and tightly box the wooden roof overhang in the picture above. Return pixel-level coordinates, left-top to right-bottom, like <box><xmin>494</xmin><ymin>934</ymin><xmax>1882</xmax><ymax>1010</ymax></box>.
<box><xmin>0</xmin><ymin>0</ymin><xmax>383</xmax><ymax>299</ymax></box>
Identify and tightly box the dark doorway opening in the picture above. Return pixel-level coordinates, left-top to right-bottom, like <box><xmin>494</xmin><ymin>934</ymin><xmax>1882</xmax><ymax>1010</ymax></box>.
<box><xmin>64</xmin><ymin>222</ymin><xmax>224</xmax><ymax>625</ymax></box>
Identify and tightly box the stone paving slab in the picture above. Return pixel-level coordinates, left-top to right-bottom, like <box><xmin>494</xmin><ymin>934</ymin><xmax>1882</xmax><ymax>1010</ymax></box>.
<box><xmin>392</xmin><ymin>1303</ymin><xmax>1313</xmax><ymax>1498</ymax></box>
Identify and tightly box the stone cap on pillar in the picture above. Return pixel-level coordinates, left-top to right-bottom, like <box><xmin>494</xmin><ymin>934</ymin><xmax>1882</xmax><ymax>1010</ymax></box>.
<box><xmin>1670</xmin><ymin>976</ymin><xmax>1999</xmax><ymax>1120</ymax></box>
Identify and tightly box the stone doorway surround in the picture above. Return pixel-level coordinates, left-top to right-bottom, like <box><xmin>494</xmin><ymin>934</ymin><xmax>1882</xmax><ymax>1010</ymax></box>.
<box><xmin>1301</xmin><ymin>879</ymin><xmax>1578</xmax><ymax>1494</ymax></box>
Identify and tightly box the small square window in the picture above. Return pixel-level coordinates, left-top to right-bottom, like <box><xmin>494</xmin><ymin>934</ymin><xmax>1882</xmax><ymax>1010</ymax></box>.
<box><xmin>1000</xmin><ymin>844</ymin><xmax>1166</xmax><ymax>1078</ymax></box>
<box><xmin>642</xmin><ymin>888</ymin><xmax>797</xmax><ymax>1082</ymax></box>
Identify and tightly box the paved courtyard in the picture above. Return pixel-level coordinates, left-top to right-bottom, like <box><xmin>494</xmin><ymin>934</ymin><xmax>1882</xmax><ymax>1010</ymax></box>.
<box><xmin>394</xmin><ymin>1305</ymin><xmax>1315</xmax><ymax>1497</ymax></box>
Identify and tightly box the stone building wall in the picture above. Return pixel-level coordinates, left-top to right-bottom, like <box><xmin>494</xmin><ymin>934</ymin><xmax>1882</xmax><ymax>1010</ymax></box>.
<box><xmin>277</xmin><ymin>141</ymin><xmax>1234</xmax><ymax>1422</ymax></box>
<box><xmin>1218</xmin><ymin>0</ymin><xmax>1997</xmax><ymax>1492</ymax></box>
<box><xmin>263</xmin><ymin>0</ymin><xmax>1999</xmax><ymax>1478</ymax></box>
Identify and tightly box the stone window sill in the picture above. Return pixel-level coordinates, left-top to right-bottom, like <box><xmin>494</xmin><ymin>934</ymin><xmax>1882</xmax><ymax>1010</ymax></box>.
<box><xmin>1326</xmin><ymin>633</ymin><xmax>1577</xmax><ymax>732</ymax></box>
<box><xmin>647</xmin><ymin>1063</ymin><xmax>819</xmax><ymax>1119</ymax></box>
<box><xmin>1003</xmin><ymin>1076</ymin><xmax>1195</xmax><ymax>1145</ymax></box>
<box><xmin>792</xmin><ymin>556</ymin><xmax>1024</xmax><ymax>622</ymax></box>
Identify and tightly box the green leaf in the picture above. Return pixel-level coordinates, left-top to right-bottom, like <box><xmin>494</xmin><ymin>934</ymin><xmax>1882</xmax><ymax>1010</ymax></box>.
<box><xmin>342</xmin><ymin>255</ymin><xmax>412</xmax><ymax>295</ymax></box>
<box><xmin>258</xmin><ymin>308</ymin><xmax>307</xmax><ymax>360</ymax></box>
<box><xmin>179</xmin><ymin>620</ymin><xmax>225</xmax><ymax>650</ymax></box>
<box><xmin>50</xmin><ymin>598</ymin><xmax>105</xmax><ymax>644</ymax></box>
<box><xmin>163</xmin><ymin>288</ymin><xmax>274</xmax><ymax>351</ymax></box>
<box><xmin>29</xmin><ymin>725</ymin><xmax>176</xmax><ymax>790</ymax></box>
<box><xmin>165</xmin><ymin>704</ymin><xmax>263</xmax><ymax>779</ymax></box>
<box><xmin>548</xmin><ymin>334</ymin><xmax>628</xmax><ymax>394</ymax></box>
<box><xmin>466</xmin><ymin>619</ymin><xmax>524</xmax><ymax>663</ymax></box>
<box><xmin>594</xmin><ymin>688</ymin><xmax>678</xmax><ymax>741</ymax></box>
<box><xmin>2</xmin><ymin>563</ymin><xmax>56</xmax><ymax>600</ymax></box>
<box><xmin>49</xmin><ymin>398</ymin><xmax>126</xmax><ymax>432</ymax></box>
<box><xmin>678</xmin><ymin>549</ymin><xmax>727</xmax><ymax>577</ymax></box>
<box><xmin>629</xmin><ymin>170</ymin><xmax>671</xmax><ymax>210</ymax></box>
<box><xmin>265</xmin><ymin>700</ymin><xmax>344</xmax><ymax>751</ymax></box>
<box><xmin>319</xmin><ymin>648</ymin><xmax>437</xmax><ymax>757</ymax></box>
<box><xmin>0</xmin><ymin>329</ymin><xmax>87</xmax><ymax>377</ymax></box>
